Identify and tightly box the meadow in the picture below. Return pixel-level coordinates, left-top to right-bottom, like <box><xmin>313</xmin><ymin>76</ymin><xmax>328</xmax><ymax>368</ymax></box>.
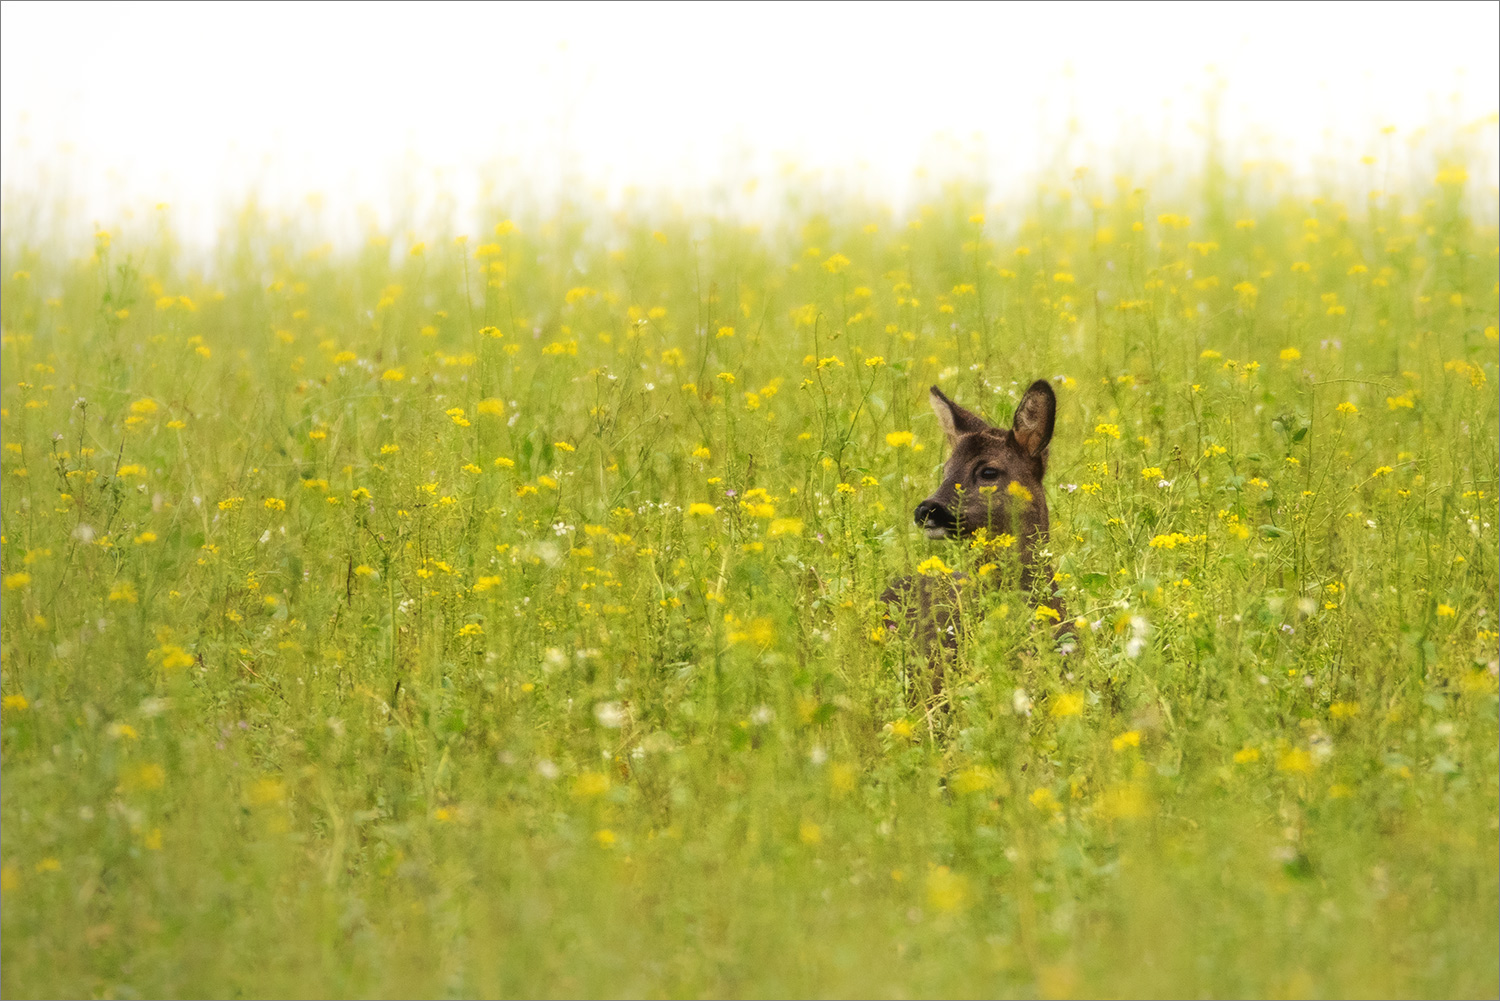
<box><xmin>1</xmin><ymin>138</ymin><xmax>1497</xmax><ymax>998</ymax></box>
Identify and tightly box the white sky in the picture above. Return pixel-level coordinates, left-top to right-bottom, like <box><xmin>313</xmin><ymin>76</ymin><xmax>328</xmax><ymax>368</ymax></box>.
<box><xmin>2</xmin><ymin>0</ymin><xmax>1497</xmax><ymax>242</ymax></box>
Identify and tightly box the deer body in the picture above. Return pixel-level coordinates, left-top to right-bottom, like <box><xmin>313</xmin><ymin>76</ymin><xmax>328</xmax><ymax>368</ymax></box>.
<box><xmin>882</xmin><ymin>380</ymin><xmax>1063</xmax><ymax>698</ymax></box>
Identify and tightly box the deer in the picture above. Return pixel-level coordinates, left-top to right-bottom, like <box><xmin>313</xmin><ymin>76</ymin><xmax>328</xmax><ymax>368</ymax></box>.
<box><xmin>881</xmin><ymin>379</ymin><xmax>1066</xmax><ymax>704</ymax></box>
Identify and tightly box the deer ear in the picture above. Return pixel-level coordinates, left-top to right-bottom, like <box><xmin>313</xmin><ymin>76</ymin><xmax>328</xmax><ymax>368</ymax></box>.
<box><xmin>1012</xmin><ymin>379</ymin><xmax>1057</xmax><ymax>458</ymax></box>
<box><xmin>929</xmin><ymin>386</ymin><xmax>990</xmax><ymax>444</ymax></box>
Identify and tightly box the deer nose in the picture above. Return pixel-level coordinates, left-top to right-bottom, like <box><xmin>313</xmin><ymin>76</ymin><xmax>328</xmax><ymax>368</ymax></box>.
<box><xmin>914</xmin><ymin>500</ymin><xmax>956</xmax><ymax>529</ymax></box>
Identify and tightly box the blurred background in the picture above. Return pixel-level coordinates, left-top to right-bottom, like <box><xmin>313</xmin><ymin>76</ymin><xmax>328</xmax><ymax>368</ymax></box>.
<box><xmin>2</xmin><ymin>0</ymin><xmax>1497</xmax><ymax>245</ymax></box>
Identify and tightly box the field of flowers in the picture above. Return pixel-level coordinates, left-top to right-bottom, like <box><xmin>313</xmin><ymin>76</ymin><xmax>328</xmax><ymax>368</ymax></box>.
<box><xmin>2</xmin><ymin>139</ymin><xmax>1497</xmax><ymax>997</ymax></box>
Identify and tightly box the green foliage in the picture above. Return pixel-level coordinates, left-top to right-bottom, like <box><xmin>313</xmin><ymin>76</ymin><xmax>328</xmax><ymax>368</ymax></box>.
<box><xmin>2</xmin><ymin>144</ymin><xmax>1497</xmax><ymax>997</ymax></box>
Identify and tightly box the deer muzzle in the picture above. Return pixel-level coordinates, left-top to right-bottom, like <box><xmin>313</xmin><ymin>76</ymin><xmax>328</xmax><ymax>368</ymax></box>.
<box><xmin>913</xmin><ymin>499</ymin><xmax>957</xmax><ymax>538</ymax></box>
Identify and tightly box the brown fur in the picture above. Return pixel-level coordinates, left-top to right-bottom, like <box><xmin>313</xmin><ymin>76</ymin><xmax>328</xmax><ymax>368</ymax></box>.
<box><xmin>882</xmin><ymin>380</ymin><xmax>1065</xmax><ymax>701</ymax></box>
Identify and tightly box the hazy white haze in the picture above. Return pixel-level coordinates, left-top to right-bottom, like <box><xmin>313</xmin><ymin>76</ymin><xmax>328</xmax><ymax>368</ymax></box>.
<box><xmin>3</xmin><ymin>0</ymin><xmax>1497</xmax><ymax>243</ymax></box>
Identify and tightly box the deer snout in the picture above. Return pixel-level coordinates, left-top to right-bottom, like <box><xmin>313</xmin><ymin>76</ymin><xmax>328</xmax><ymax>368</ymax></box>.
<box><xmin>914</xmin><ymin>499</ymin><xmax>957</xmax><ymax>537</ymax></box>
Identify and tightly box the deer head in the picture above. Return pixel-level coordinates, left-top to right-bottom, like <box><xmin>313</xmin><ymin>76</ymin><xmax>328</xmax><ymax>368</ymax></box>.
<box><xmin>914</xmin><ymin>380</ymin><xmax>1056</xmax><ymax>555</ymax></box>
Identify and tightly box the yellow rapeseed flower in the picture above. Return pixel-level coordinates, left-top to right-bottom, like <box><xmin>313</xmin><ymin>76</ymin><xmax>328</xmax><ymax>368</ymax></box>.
<box><xmin>916</xmin><ymin>556</ymin><xmax>952</xmax><ymax>576</ymax></box>
<box><xmin>246</xmin><ymin>777</ymin><xmax>285</xmax><ymax>806</ymax></box>
<box><xmin>1029</xmin><ymin>787</ymin><xmax>1060</xmax><ymax>814</ymax></box>
<box><xmin>572</xmin><ymin>772</ymin><xmax>609</xmax><ymax>798</ymax></box>
<box><xmin>926</xmin><ymin>866</ymin><xmax>968</xmax><ymax>912</ymax></box>
<box><xmin>1050</xmin><ymin>692</ymin><xmax>1085</xmax><ymax>717</ymax></box>
<box><xmin>155</xmin><ymin>644</ymin><xmax>194</xmax><ymax>671</ymax></box>
<box><xmin>886</xmin><ymin>719</ymin><xmax>914</xmax><ymax>740</ymax></box>
<box><xmin>120</xmin><ymin>763</ymin><xmax>166</xmax><ymax>793</ymax></box>
<box><xmin>1277</xmin><ymin>748</ymin><xmax>1314</xmax><ymax>774</ymax></box>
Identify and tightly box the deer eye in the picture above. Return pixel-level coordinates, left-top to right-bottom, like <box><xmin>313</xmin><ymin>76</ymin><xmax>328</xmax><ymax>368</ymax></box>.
<box><xmin>978</xmin><ymin>466</ymin><xmax>1002</xmax><ymax>482</ymax></box>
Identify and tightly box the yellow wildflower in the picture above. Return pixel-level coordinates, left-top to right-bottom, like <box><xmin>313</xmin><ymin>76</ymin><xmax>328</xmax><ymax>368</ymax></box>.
<box><xmin>916</xmin><ymin>556</ymin><xmax>952</xmax><ymax>576</ymax></box>
<box><xmin>1049</xmin><ymin>692</ymin><xmax>1085</xmax><ymax>717</ymax></box>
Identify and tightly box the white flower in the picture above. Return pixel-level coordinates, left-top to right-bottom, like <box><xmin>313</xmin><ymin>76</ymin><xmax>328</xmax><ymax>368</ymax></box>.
<box><xmin>1125</xmin><ymin>615</ymin><xmax>1150</xmax><ymax>658</ymax></box>
<box><xmin>593</xmin><ymin>701</ymin><xmax>626</xmax><ymax>728</ymax></box>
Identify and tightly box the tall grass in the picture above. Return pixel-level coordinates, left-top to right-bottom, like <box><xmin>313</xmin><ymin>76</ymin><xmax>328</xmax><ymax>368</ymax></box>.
<box><xmin>2</xmin><ymin>134</ymin><xmax>1497</xmax><ymax>997</ymax></box>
